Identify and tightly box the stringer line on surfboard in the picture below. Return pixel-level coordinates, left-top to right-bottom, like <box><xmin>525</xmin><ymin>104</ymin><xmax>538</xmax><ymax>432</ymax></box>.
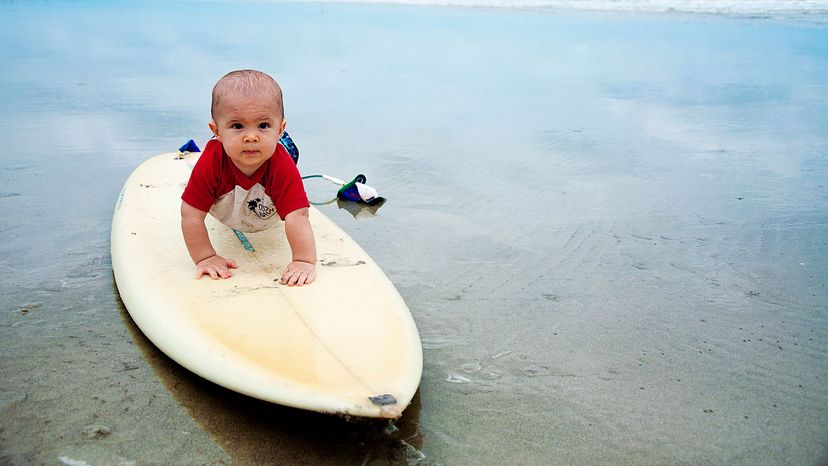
<box><xmin>229</xmin><ymin>227</ymin><xmax>388</xmax><ymax>404</ymax></box>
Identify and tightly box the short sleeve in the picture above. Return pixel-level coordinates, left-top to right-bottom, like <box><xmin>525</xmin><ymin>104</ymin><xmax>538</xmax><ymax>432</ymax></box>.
<box><xmin>270</xmin><ymin>144</ymin><xmax>310</xmax><ymax>220</ymax></box>
<box><xmin>181</xmin><ymin>139</ymin><xmax>222</xmax><ymax>212</ymax></box>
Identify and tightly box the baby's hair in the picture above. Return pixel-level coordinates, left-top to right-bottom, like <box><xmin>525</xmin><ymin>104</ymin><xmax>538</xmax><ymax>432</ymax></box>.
<box><xmin>211</xmin><ymin>70</ymin><xmax>284</xmax><ymax>121</ymax></box>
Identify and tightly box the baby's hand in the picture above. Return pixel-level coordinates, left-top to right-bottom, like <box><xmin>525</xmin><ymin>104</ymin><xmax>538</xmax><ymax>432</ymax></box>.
<box><xmin>196</xmin><ymin>254</ymin><xmax>238</xmax><ymax>280</ymax></box>
<box><xmin>280</xmin><ymin>260</ymin><xmax>316</xmax><ymax>287</ymax></box>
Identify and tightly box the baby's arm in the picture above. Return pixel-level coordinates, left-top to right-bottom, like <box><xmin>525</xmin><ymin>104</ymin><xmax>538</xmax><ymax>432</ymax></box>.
<box><xmin>281</xmin><ymin>207</ymin><xmax>317</xmax><ymax>286</ymax></box>
<box><xmin>181</xmin><ymin>201</ymin><xmax>237</xmax><ymax>279</ymax></box>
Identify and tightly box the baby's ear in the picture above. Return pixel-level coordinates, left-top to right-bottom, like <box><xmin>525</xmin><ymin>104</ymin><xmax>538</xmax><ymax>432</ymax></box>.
<box><xmin>208</xmin><ymin>120</ymin><xmax>221</xmax><ymax>140</ymax></box>
<box><xmin>279</xmin><ymin>119</ymin><xmax>287</xmax><ymax>133</ymax></box>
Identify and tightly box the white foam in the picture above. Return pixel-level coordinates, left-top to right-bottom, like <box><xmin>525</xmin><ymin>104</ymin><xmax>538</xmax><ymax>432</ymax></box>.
<box><xmin>58</xmin><ymin>457</ymin><xmax>92</xmax><ymax>466</ymax></box>
<box><xmin>289</xmin><ymin>0</ymin><xmax>828</xmax><ymax>15</ymax></box>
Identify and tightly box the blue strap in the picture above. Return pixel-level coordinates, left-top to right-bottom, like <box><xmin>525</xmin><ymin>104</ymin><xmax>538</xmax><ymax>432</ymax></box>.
<box><xmin>279</xmin><ymin>131</ymin><xmax>299</xmax><ymax>165</ymax></box>
<box><xmin>232</xmin><ymin>229</ymin><xmax>255</xmax><ymax>252</ymax></box>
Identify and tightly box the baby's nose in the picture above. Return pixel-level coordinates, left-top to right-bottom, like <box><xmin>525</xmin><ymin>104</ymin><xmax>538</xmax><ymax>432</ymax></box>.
<box><xmin>243</xmin><ymin>133</ymin><xmax>259</xmax><ymax>143</ymax></box>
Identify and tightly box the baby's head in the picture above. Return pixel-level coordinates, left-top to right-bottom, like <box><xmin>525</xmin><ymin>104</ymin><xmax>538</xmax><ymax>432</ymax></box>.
<box><xmin>211</xmin><ymin>69</ymin><xmax>284</xmax><ymax>123</ymax></box>
<box><xmin>209</xmin><ymin>70</ymin><xmax>287</xmax><ymax>174</ymax></box>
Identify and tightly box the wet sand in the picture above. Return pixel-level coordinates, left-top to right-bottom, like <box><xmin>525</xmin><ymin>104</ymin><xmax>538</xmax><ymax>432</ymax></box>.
<box><xmin>1</xmin><ymin>1</ymin><xmax>827</xmax><ymax>464</ymax></box>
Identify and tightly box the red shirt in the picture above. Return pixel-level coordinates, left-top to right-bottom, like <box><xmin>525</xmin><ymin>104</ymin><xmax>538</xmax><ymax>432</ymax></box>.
<box><xmin>181</xmin><ymin>139</ymin><xmax>309</xmax><ymax>232</ymax></box>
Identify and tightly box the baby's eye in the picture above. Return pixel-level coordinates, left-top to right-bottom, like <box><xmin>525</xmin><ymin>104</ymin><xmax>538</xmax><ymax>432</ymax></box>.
<box><xmin>259</xmin><ymin>122</ymin><xmax>271</xmax><ymax>129</ymax></box>
<box><xmin>231</xmin><ymin>123</ymin><xmax>243</xmax><ymax>130</ymax></box>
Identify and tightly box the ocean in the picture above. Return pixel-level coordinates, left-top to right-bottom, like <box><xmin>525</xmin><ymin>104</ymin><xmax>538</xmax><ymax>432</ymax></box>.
<box><xmin>1</xmin><ymin>1</ymin><xmax>826</xmax><ymax>464</ymax></box>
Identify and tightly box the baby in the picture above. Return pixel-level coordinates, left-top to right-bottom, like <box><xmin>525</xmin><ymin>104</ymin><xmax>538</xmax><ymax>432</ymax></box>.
<box><xmin>180</xmin><ymin>70</ymin><xmax>316</xmax><ymax>286</ymax></box>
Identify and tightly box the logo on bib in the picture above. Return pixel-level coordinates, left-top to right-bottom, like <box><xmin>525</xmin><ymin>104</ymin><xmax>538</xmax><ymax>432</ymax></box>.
<box><xmin>247</xmin><ymin>198</ymin><xmax>276</xmax><ymax>220</ymax></box>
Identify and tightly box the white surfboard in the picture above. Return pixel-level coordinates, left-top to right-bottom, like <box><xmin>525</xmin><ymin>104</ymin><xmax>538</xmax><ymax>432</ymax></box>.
<box><xmin>111</xmin><ymin>151</ymin><xmax>422</xmax><ymax>418</ymax></box>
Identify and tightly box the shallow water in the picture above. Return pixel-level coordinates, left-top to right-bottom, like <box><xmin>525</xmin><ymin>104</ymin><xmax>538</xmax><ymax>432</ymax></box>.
<box><xmin>1</xmin><ymin>1</ymin><xmax>827</xmax><ymax>464</ymax></box>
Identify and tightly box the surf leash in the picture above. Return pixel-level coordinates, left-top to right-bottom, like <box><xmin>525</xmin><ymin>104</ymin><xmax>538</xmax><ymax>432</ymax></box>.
<box><xmin>301</xmin><ymin>174</ymin><xmax>385</xmax><ymax>206</ymax></box>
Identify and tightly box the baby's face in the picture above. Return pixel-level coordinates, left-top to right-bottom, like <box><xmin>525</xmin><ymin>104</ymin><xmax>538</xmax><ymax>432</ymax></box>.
<box><xmin>209</xmin><ymin>95</ymin><xmax>285</xmax><ymax>176</ymax></box>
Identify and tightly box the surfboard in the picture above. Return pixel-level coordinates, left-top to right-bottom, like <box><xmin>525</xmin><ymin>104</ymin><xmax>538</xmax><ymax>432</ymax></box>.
<box><xmin>111</xmin><ymin>151</ymin><xmax>422</xmax><ymax>418</ymax></box>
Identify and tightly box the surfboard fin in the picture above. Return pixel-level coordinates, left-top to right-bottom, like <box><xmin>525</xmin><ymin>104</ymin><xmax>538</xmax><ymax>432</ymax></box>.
<box><xmin>178</xmin><ymin>139</ymin><xmax>200</xmax><ymax>154</ymax></box>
